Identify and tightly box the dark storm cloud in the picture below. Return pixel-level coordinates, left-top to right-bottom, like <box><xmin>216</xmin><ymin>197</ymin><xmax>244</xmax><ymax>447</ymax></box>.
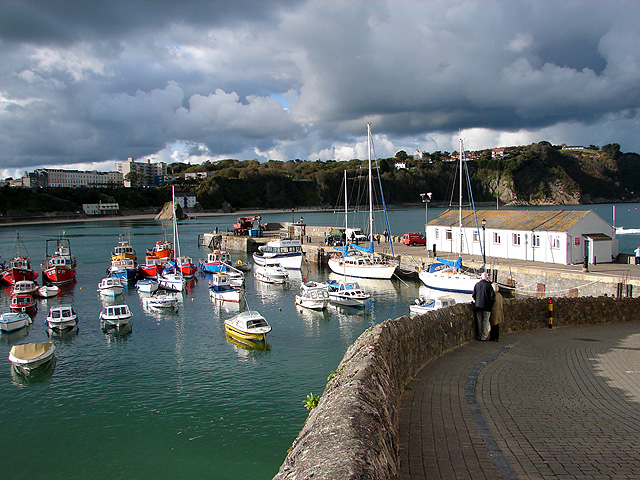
<box><xmin>1</xmin><ymin>0</ymin><xmax>639</xmax><ymax>176</ymax></box>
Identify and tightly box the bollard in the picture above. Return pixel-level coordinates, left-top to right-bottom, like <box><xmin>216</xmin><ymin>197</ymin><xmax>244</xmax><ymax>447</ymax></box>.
<box><xmin>548</xmin><ymin>298</ymin><xmax>553</xmax><ymax>328</ymax></box>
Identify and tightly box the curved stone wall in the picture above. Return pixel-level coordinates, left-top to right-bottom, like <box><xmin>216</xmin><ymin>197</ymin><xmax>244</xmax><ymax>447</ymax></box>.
<box><xmin>273</xmin><ymin>296</ymin><xmax>640</xmax><ymax>480</ymax></box>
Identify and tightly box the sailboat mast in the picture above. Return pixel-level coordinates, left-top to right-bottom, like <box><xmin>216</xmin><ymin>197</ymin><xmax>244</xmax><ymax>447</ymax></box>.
<box><xmin>367</xmin><ymin>124</ymin><xmax>374</xmax><ymax>251</ymax></box>
<box><xmin>172</xmin><ymin>185</ymin><xmax>180</xmax><ymax>260</ymax></box>
<box><xmin>459</xmin><ymin>138</ymin><xmax>464</xmax><ymax>255</ymax></box>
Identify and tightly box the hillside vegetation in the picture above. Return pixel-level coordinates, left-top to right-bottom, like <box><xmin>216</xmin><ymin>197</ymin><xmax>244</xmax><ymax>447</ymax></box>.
<box><xmin>1</xmin><ymin>142</ymin><xmax>638</xmax><ymax>215</ymax></box>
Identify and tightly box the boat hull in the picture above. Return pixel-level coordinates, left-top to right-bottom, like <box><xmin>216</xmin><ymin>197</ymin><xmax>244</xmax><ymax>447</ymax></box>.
<box><xmin>0</xmin><ymin>313</ymin><xmax>32</xmax><ymax>333</ymax></box>
<box><xmin>43</xmin><ymin>266</ymin><xmax>76</xmax><ymax>285</ymax></box>
<box><xmin>418</xmin><ymin>270</ymin><xmax>480</xmax><ymax>294</ymax></box>
<box><xmin>224</xmin><ymin>323</ymin><xmax>267</xmax><ymax>343</ymax></box>
<box><xmin>252</xmin><ymin>252</ymin><xmax>302</xmax><ymax>270</ymax></box>
<box><xmin>8</xmin><ymin>342</ymin><xmax>55</xmax><ymax>374</ymax></box>
<box><xmin>295</xmin><ymin>295</ymin><xmax>328</xmax><ymax>310</ymax></box>
<box><xmin>327</xmin><ymin>257</ymin><xmax>397</xmax><ymax>280</ymax></box>
<box><xmin>209</xmin><ymin>287</ymin><xmax>242</xmax><ymax>303</ymax></box>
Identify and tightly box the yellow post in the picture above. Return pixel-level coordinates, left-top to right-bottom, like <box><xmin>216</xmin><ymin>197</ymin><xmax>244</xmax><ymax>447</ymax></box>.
<box><xmin>548</xmin><ymin>298</ymin><xmax>553</xmax><ymax>329</ymax></box>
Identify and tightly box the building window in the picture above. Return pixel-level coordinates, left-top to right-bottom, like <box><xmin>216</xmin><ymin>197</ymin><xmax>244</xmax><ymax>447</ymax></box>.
<box><xmin>551</xmin><ymin>236</ymin><xmax>560</xmax><ymax>249</ymax></box>
<box><xmin>493</xmin><ymin>232</ymin><xmax>501</xmax><ymax>245</ymax></box>
<box><xmin>473</xmin><ymin>231</ymin><xmax>479</xmax><ymax>242</ymax></box>
<box><xmin>435</xmin><ymin>229</ymin><xmax>439</xmax><ymax>240</ymax></box>
<box><xmin>512</xmin><ymin>233</ymin><xmax>521</xmax><ymax>246</ymax></box>
<box><xmin>445</xmin><ymin>230</ymin><xmax>452</xmax><ymax>240</ymax></box>
<box><xmin>532</xmin><ymin>234</ymin><xmax>540</xmax><ymax>247</ymax></box>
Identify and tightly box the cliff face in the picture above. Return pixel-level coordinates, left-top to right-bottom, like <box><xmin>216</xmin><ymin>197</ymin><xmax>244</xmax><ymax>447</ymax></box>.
<box><xmin>154</xmin><ymin>202</ymin><xmax>187</xmax><ymax>221</ymax></box>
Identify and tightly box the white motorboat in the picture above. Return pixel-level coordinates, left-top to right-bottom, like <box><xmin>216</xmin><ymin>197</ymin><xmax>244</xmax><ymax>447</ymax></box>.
<box><xmin>252</xmin><ymin>237</ymin><xmax>303</xmax><ymax>269</ymax></box>
<box><xmin>136</xmin><ymin>278</ymin><xmax>159</xmax><ymax>293</ymax></box>
<box><xmin>142</xmin><ymin>290</ymin><xmax>179</xmax><ymax>309</ymax></box>
<box><xmin>99</xmin><ymin>304</ymin><xmax>132</xmax><ymax>330</ymax></box>
<box><xmin>224</xmin><ymin>310</ymin><xmax>271</xmax><ymax>344</ymax></box>
<box><xmin>409</xmin><ymin>296</ymin><xmax>457</xmax><ymax>316</ymax></box>
<box><xmin>254</xmin><ymin>264</ymin><xmax>289</xmax><ymax>284</ymax></box>
<box><xmin>209</xmin><ymin>272</ymin><xmax>242</xmax><ymax>303</ymax></box>
<box><xmin>327</xmin><ymin>127</ymin><xmax>399</xmax><ymax>280</ymax></box>
<box><xmin>158</xmin><ymin>266</ymin><xmax>185</xmax><ymax>291</ymax></box>
<box><xmin>13</xmin><ymin>280</ymin><xmax>39</xmax><ymax>295</ymax></box>
<box><xmin>0</xmin><ymin>312</ymin><xmax>32</xmax><ymax>333</ymax></box>
<box><xmin>328</xmin><ymin>281</ymin><xmax>371</xmax><ymax>307</ymax></box>
<box><xmin>9</xmin><ymin>341</ymin><xmax>55</xmax><ymax>375</ymax></box>
<box><xmin>295</xmin><ymin>281</ymin><xmax>330</xmax><ymax>310</ymax></box>
<box><xmin>98</xmin><ymin>277</ymin><xmax>124</xmax><ymax>296</ymax></box>
<box><xmin>46</xmin><ymin>305</ymin><xmax>78</xmax><ymax>331</ymax></box>
<box><xmin>37</xmin><ymin>285</ymin><xmax>60</xmax><ymax>298</ymax></box>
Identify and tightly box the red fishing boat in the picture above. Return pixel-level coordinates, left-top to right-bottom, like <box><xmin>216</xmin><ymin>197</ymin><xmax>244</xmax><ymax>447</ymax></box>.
<box><xmin>1</xmin><ymin>231</ymin><xmax>38</xmax><ymax>285</ymax></box>
<box><xmin>146</xmin><ymin>235</ymin><xmax>173</xmax><ymax>260</ymax></box>
<box><xmin>138</xmin><ymin>256</ymin><xmax>165</xmax><ymax>279</ymax></box>
<box><xmin>176</xmin><ymin>255</ymin><xmax>197</xmax><ymax>278</ymax></box>
<box><xmin>10</xmin><ymin>293</ymin><xmax>37</xmax><ymax>313</ymax></box>
<box><xmin>42</xmin><ymin>235</ymin><xmax>77</xmax><ymax>285</ymax></box>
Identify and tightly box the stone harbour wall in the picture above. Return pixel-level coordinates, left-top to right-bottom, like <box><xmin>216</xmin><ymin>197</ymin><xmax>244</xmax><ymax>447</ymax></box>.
<box><xmin>273</xmin><ymin>296</ymin><xmax>640</xmax><ymax>480</ymax></box>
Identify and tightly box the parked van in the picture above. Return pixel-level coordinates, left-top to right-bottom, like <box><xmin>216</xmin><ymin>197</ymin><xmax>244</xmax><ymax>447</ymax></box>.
<box><xmin>402</xmin><ymin>232</ymin><xmax>426</xmax><ymax>246</ymax></box>
<box><xmin>346</xmin><ymin>228</ymin><xmax>368</xmax><ymax>242</ymax></box>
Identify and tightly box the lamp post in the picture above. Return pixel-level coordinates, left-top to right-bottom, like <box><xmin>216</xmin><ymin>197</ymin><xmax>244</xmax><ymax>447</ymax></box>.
<box><xmin>481</xmin><ymin>218</ymin><xmax>487</xmax><ymax>266</ymax></box>
<box><xmin>420</xmin><ymin>192</ymin><xmax>432</xmax><ymax>251</ymax></box>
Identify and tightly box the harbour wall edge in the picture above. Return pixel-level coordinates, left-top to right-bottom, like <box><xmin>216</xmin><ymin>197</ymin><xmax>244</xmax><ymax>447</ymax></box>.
<box><xmin>273</xmin><ymin>296</ymin><xmax>640</xmax><ymax>480</ymax></box>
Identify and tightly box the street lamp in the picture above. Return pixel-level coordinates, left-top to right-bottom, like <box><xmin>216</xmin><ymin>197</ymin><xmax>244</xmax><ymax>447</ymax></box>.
<box><xmin>420</xmin><ymin>192</ymin><xmax>432</xmax><ymax>251</ymax></box>
<box><xmin>481</xmin><ymin>218</ymin><xmax>487</xmax><ymax>267</ymax></box>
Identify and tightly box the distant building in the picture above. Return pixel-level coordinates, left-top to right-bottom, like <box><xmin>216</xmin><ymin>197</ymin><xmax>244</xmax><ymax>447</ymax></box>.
<box><xmin>492</xmin><ymin>148</ymin><xmax>506</xmax><ymax>158</ymax></box>
<box><xmin>115</xmin><ymin>157</ymin><xmax>168</xmax><ymax>187</ymax></box>
<box><xmin>9</xmin><ymin>169</ymin><xmax>122</xmax><ymax>188</ymax></box>
<box><xmin>82</xmin><ymin>202</ymin><xmax>120</xmax><ymax>215</ymax></box>
<box><xmin>394</xmin><ymin>162</ymin><xmax>406</xmax><ymax>170</ymax></box>
<box><xmin>184</xmin><ymin>172</ymin><xmax>212</xmax><ymax>180</ymax></box>
<box><xmin>562</xmin><ymin>146</ymin><xmax>585</xmax><ymax>150</ymax></box>
<box><xmin>174</xmin><ymin>191</ymin><xmax>197</xmax><ymax>209</ymax></box>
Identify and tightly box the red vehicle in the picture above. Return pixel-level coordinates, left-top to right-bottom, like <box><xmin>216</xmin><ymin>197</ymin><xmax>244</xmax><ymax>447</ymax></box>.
<box><xmin>402</xmin><ymin>233</ymin><xmax>426</xmax><ymax>246</ymax></box>
<box><xmin>10</xmin><ymin>293</ymin><xmax>37</xmax><ymax>313</ymax></box>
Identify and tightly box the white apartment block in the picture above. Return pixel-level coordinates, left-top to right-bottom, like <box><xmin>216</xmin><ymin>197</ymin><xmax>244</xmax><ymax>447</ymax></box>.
<box><xmin>116</xmin><ymin>157</ymin><xmax>168</xmax><ymax>187</ymax></box>
<box><xmin>21</xmin><ymin>169</ymin><xmax>123</xmax><ymax>188</ymax></box>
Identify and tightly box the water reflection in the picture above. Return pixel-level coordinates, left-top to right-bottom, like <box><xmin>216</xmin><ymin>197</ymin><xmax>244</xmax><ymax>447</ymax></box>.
<box><xmin>225</xmin><ymin>333</ymin><xmax>271</xmax><ymax>360</ymax></box>
<box><xmin>10</xmin><ymin>356</ymin><xmax>56</xmax><ymax>386</ymax></box>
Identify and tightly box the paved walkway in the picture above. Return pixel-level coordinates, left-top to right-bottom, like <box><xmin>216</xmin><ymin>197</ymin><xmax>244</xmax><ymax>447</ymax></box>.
<box><xmin>399</xmin><ymin>322</ymin><xmax>640</xmax><ymax>479</ymax></box>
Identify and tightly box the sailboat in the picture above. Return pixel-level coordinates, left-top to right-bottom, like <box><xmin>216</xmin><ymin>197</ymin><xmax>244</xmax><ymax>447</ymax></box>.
<box><xmin>418</xmin><ymin>138</ymin><xmax>482</xmax><ymax>294</ymax></box>
<box><xmin>158</xmin><ymin>187</ymin><xmax>186</xmax><ymax>292</ymax></box>
<box><xmin>327</xmin><ymin>124</ymin><xmax>398</xmax><ymax>280</ymax></box>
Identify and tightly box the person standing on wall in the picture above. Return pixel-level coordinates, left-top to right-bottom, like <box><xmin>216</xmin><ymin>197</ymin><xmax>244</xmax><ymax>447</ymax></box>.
<box><xmin>490</xmin><ymin>283</ymin><xmax>503</xmax><ymax>342</ymax></box>
<box><xmin>472</xmin><ymin>272</ymin><xmax>495</xmax><ymax>341</ymax></box>
<box><xmin>635</xmin><ymin>246</ymin><xmax>640</xmax><ymax>265</ymax></box>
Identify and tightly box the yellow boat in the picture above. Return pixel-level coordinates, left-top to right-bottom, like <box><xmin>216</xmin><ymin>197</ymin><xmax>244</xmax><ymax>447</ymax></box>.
<box><xmin>224</xmin><ymin>311</ymin><xmax>271</xmax><ymax>344</ymax></box>
<box><xmin>111</xmin><ymin>235</ymin><xmax>137</xmax><ymax>262</ymax></box>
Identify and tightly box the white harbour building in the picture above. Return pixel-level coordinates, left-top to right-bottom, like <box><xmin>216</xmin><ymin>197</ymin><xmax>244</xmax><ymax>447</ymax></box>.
<box><xmin>427</xmin><ymin>209</ymin><xmax>618</xmax><ymax>266</ymax></box>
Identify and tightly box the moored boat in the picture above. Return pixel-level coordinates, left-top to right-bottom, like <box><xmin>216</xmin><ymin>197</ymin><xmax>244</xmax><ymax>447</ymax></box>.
<box><xmin>108</xmin><ymin>258</ymin><xmax>137</xmax><ymax>282</ymax></box>
<box><xmin>252</xmin><ymin>236</ymin><xmax>303</xmax><ymax>269</ymax></box>
<box><xmin>8</xmin><ymin>341</ymin><xmax>55</xmax><ymax>375</ymax></box>
<box><xmin>198</xmin><ymin>250</ymin><xmax>233</xmax><ymax>273</ymax></box>
<box><xmin>13</xmin><ymin>280</ymin><xmax>39</xmax><ymax>296</ymax></box>
<box><xmin>1</xmin><ymin>230</ymin><xmax>38</xmax><ymax>285</ymax></box>
<box><xmin>142</xmin><ymin>290</ymin><xmax>179</xmax><ymax>309</ymax></box>
<box><xmin>37</xmin><ymin>285</ymin><xmax>60</xmax><ymax>298</ymax></box>
<box><xmin>224</xmin><ymin>310</ymin><xmax>271</xmax><ymax>344</ymax></box>
<box><xmin>42</xmin><ymin>235</ymin><xmax>77</xmax><ymax>285</ymax></box>
<box><xmin>136</xmin><ymin>278</ymin><xmax>159</xmax><ymax>293</ymax></box>
<box><xmin>10</xmin><ymin>293</ymin><xmax>37</xmax><ymax>313</ymax></box>
<box><xmin>98</xmin><ymin>277</ymin><xmax>124</xmax><ymax>297</ymax></box>
<box><xmin>146</xmin><ymin>237</ymin><xmax>173</xmax><ymax>260</ymax></box>
<box><xmin>409</xmin><ymin>295</ymin><xmax>457</xmax><ymax>316</ymax></box>
<box><xmin>295</xmin><ymin>281</ymin><xmax>330</xmax><ymax>310</ymax></box>
<box><xmin>254</xmin><ymin>264</ymin><xmax>289</xmax><ymax>284</ymax></box>
<box><xmin>209</xmin><ymin>272</ymin><xmax>242</xmax><ymax>303</ymax></box>
<box><xmin>176</xmin><ymin>255</ymin><xmax>197</xmax><ymax>278</ymax></box>
<box><xmin>327</xmin><ymin>281</ymin><xmax>370</xmax><ymax>307</ymax></box>
<box><xmin>99</xmin><ymin>304</ymin><xmax>132</xmax><ymax>331</ymax></box>
<box><xmin>139</xmin><ymin>256</ymin><xmax>165</xmax><ymax>279</ymax></box>
<box><xmin>0</xmin><ymin>312</ymin><xmax>32</xmax><ymax>333</ymax></box>
<box><xmin>45</xmin><ymin>305</ymin><xmax>78</xmax><ymax>331</ymax></box>
<box><xmin>158</xmin><ymin>264</ymin><xmax>185</xmax><ymax>292</ymax></box>
<box><xmin>111</xmin><ymin>235</ymin><xmax>137</xmax><ymax>262</ymax></box>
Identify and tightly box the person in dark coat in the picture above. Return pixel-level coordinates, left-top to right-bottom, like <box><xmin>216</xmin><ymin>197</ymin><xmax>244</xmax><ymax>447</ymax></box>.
<box><xmin>472</xmin><ymin>272</ymin><xmax>495</xmax><ymax>341</ymax></box>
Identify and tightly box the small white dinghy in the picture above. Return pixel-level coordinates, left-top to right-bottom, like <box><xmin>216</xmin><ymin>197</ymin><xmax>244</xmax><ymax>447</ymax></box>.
<box><xmin>0</xmin><ymin>312</ymin><xmax>32</xmax><ymax>333</ymax></box>
<box><xmin>37</xmin><ymin>285</ymin><xmax>60</xmax><ymax>298</ymax></box>
<box><xmin>9</xmin><ymin>341</ymin><xmax>55</xmax><ymax>375</ymax></box>
<box><xmin>136</xmin><ymin>279</ymin><xmax>159</xmax><ymax>294</ymax></box>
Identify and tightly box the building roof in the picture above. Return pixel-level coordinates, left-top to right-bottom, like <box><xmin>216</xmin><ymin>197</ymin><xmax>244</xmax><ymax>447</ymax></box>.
<box><xmin>429</xmin><ymin>209</ymin><xmax>593</xmax><ymax>232</ymax></box>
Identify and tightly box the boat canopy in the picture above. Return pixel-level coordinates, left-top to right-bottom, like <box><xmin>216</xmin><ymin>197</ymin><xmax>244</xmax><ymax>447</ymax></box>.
<box><xmin>347</xmin><ymin>242</ymin><xmax>374</xmax><ymax>254</ymax></box>
<box><xmin>333</xmin><ymin>243</ymin><xmax>374</xmax><ymax>255</ymax></box>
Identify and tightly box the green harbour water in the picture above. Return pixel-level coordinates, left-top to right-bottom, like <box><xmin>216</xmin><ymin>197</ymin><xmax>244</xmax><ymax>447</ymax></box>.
<box><xmin>0</xmin><ymin>204</ymin><xmax>637</xmax><ymax>479</ymax></box>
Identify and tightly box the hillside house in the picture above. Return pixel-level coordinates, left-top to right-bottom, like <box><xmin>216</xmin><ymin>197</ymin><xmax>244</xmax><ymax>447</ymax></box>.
<box><xmin>426</xmin><ymin>209</ymin><xmax>617</xmax><ymax>265</ymax></box>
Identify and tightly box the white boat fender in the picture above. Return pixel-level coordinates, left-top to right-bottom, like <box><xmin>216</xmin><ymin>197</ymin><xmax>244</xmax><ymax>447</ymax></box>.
<box><xmin>21</xmin><ymin>306</ymin><xmax>26</xmax><ymax>312</ymax></box>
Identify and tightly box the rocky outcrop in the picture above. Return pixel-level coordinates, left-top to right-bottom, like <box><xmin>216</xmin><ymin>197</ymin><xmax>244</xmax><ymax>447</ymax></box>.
<box><xmin>154</xmin><ymin>202</ymin><xmax>187</xmax><ymax>221</ymax></box>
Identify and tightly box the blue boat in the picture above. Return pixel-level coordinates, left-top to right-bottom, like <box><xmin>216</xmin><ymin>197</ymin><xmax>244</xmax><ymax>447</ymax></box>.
<box><xmin>108</xmin><ymin>258</ymin><xmax>137</xmax><ymax>282</ymax></box>
<box><xmin>198</xmin><ymin>250</ymin><xmax>232</xmax><ymax>274</ymax></box>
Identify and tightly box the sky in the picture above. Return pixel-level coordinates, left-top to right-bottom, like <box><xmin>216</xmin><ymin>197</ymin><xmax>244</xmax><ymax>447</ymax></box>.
<box><xmin>1</xmin><ymin>0</ymin><xmax>640</xmax><ymax>179</ymax></box>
